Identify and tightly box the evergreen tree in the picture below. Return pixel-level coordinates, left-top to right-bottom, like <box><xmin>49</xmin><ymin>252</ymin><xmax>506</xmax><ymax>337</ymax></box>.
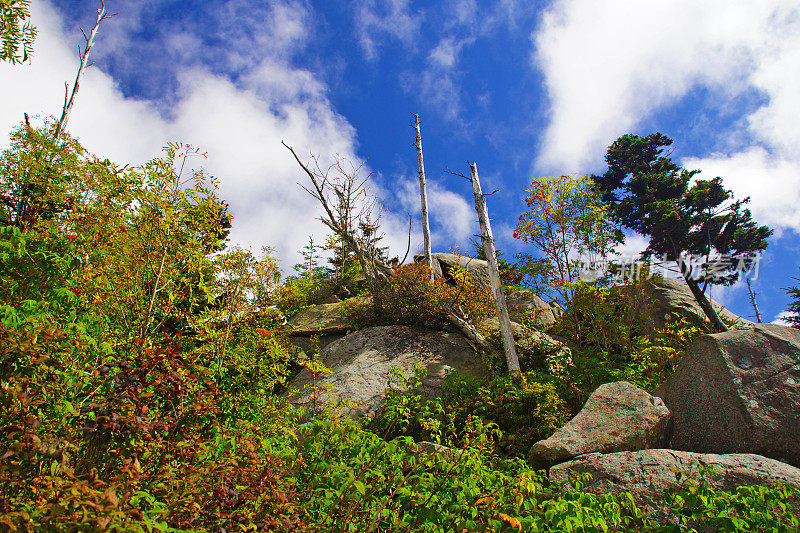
<box><xmin>784</xmin><ymin>268</ymin><xmax>800</xmax><ymax>329</ymax></box>
<box><xmin>592</xmin><ymin>133</ymin><xmax>773</xmax><ymax>332</ymax></box>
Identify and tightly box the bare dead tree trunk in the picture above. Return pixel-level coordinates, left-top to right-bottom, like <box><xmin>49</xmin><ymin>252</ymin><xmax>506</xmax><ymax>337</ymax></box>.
<box><xmin>282</xmin><ymin>141</ymin><xmax>391</xmax><ymax>294</ymax></box>
<box><xmin>746</xmin><ymin>276</ymin><xmax>762</xmax><ymax>323</ymax></box>
<box><xmin>284</xmin><ymin>141</ymin><xmax>498</xmax><ymax>364</ymax></box>
<box><xmin>469</xmin><ymin>162</ymin><xmax>520</xmax><ymax>374</ymax></box>
<box><xmin>412</xmin><ymin>113</ymin><xmax>433</xmax><ymax>280</ymax></box>
<box><xmin>54</xmin><ymin>2</ymin><xmax>111</xmax><ymax>140</ymax></box>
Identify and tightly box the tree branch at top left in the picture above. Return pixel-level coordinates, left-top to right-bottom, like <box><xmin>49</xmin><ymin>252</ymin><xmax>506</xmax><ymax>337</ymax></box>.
<box><xmin>54</xmin><ymin>2</ymin><xmax>115</xmax><ymax>140</ymax></box>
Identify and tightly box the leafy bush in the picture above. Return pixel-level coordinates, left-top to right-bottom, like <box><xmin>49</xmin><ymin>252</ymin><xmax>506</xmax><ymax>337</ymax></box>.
<box><xmin>0</xmin><ymin>322</ymin><xmax>305</xmax><ymax>532</ymax></box>
<box><xmin>658</xmin><ymin>463</ymin><xmax>800</xmax><ymax>531</ymax></box>
<box><xmin>286</xmin><ymin>417</ymin><xmax>650</xmax><ymax>532</ymax></box>
<box><xmin>371</xmin><ymin>262</ymin><xmax>494</xmax><ymax>328</ymax></box>
<box><xmin>371</xmin><ymin>367</ymin><xmax>569</xmax><ymax>458</ymax></box>
<box><xmin>546</xmin><ymin>278</ymin><xmax>706</xmax><ymax>411</ymax></box>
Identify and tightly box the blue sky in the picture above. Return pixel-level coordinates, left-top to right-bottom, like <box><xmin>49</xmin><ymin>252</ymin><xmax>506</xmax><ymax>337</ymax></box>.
<box><xmin>2</xmin><ymin>0</ymin><xmax>799</xmax><ymax>323</ymax></box>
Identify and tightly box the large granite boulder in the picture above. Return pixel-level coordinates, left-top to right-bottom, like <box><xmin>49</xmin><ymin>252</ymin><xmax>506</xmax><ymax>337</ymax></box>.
<box><xmin>285</xmin><ymin>325</ymin><xmax>487</xmax><ymax>418</ymax></box>
<box><xmin>505</xmin><ymin>289</ymin><xmax>559</xmax><ymax>328</ymax></box>
<box><xmin>529</xmin><ymin>382</ymin><xmax>671</xmax><ymax>468</ymax></box>
<box><xmin>550</xmin><ymin>450</ymin><xmax>800</xmax><ymax>518</ymax></box>
<box><xmin>639</xmin><ymin>278</ymin><xmax>750</xmax><ymax>330</ymax></box>
<box><xmin>655</xmin><ymin>323</ymin><xmax>800</xmax><ymax>467</ymax></box>
<box><xmin>285</xmin><ymin>296</ymin><xmax>368</xmax><ymax>354</ymax></box>
<box><xmin>415</xmin><ymin>253</ymin><xmax>491</xmax><ymax>289</ymax></box>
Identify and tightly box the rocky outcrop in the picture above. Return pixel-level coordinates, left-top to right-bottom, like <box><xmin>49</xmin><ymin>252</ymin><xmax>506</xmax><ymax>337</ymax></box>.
<box><xmin>550</xmin><ymin>450</ymin><xmax>800</xmax><ymax>518</ymax></box>
<box><xmin>655</xmin><ymin>323</ymin><xmax>800</xmax><ymax>467</ymax></box>
<box><xmin>639</xmin><ymin>278</ymin><xmax>750</xmax><ymax>330</ymax></box>
<box><xmin>529</xmin><ymin>382</ymin><xmax>671</xmax><ymax>468</ymax></box>
<box><xmin>285</xmin><ymin>296</ymin><xmax>368</xmax><ymax>354</ymax></box>
<box><xmin>285</xmin><ymin>325</ymin><xmax>487</xmax><ymax>418</ymax></box>
<box><xmin>286</xmin><ymin>297</ymin><xmax>367</xmax><ymax>331</ymax></box>
<box><xmin>505</xmin><ymin>289</ymin><xmax>559</xmax><ymax>328</ymax></box>
<box><xmin>478</xmin><ymin>317</ymin><xmax>571</xmax><ymax>373</ymax></box>
<box><xmin>415</xmin><ymin>253</ymin><xmax>491</xmax><ymax>289</ymax></box>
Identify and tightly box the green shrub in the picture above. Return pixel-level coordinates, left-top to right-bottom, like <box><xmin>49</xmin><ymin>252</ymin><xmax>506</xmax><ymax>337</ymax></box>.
<box><xmin>658</xmin><ymin>463</ymin><xmax>800</xmax><ymax>531</ymax></box>
<box><xmin>370</xmin><ymin>367</ymin><xmax>570</xmax><ymax>458</ymax></box>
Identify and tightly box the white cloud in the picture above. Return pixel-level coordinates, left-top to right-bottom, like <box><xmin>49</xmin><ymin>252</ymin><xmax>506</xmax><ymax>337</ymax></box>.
<box><xmin>533</xmin><ymin>0</ymin><xmax>800</xmax><ymax>237</ymax></box>
<box><xmin>615</xmin><ymin>233</ymin><xmax>649</xmax><ymax>260</ymax></box>
<box><xmin>0</xmin><ymin>1</ymin><xmax>411</xmax><ymax>270</ymax></box>
<box><xmin>773</xmin><ymin>310</ymin><xmax>798</xmax><ymax>327</ymax></box>
<box><xmin>684</xmin><ymin>147</ymin><xmax>800</xmax><ymax>236</ymax></box>
<box><xmin>355</xmin><ymin>0</ymin><xmax>423</xmax><ymax>60</ymax></box>
<box><xmin>533</xmin><ymin>1</ymin><xmax>798</xmax><ymax>169</ymax></box>
<box><xmin>396</xmin><ymin>176</ymin><xmax>475</xmax><ymax>250</ymax></box>
<box><xmin>403</xmin><ymin>35</ymin><xmax>474</xmax><ymax>122</ymax></box>
<box><xmin>429</xmin><ymin>37</ymin><xmax>465</xmax><ymax>68</ymax></box>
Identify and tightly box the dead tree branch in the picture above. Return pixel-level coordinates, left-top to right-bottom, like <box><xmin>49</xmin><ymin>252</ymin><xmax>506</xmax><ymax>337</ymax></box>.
<box><xmin>282</xmin><ymin>141</ymin><xmax>391</xmax><ymax>293</ymax></box>
<box><xmin>54</xmin><ymin>2</ymin><xmax>113</xmax><ymax>140</ymax></box>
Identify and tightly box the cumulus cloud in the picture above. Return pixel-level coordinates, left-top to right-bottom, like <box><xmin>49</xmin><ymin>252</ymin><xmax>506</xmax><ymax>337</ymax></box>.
<box><xmin>396</xmin><ymin>176</ymin><xmax>475</xmax><ymax>250</ymax></box>
<box><xmin>0</xmin><ymin>1</ymin><xmax>411</xmax><ymax>269</ymax></box>
<box><xmin>684</xmin><ymin>148</ymin><xmax>800</xmax><ymax>237</ymax></box>
<box><xmin>533</xmin><ymin>2</ymin><xmax>797</xmax><ymax>165</ymax></box>
<box><xmin>533</xmin><ymin>0</ymin><xmax>800</xmax><ymax>237</ymax></box>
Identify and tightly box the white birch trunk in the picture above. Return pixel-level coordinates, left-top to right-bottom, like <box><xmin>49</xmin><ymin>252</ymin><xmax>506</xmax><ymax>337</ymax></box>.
<box><xmin>412</xmin><ymin>113</ymin><xmax>433</xmax><ymax>280</ymax></box>
<box><xmin>469</xmin><ymin>162</ymin><xmax>521</xmax><ymax>374</ymax></box>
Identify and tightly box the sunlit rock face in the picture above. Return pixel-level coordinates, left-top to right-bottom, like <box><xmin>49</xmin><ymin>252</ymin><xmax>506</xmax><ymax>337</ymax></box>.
<box><xmin>285</xmin><ymin>325</ymin><xmax>487</xmax><ymax>418</ymax></box>
<box><xmin>655</xmin><ymin>323</ymin><xmax>800</xmax><ymax>467</ymax></box>
<box><xmin>529</xmin><ymin>381</ymin><xmax>672</xmax><ymax>468</ymax></box>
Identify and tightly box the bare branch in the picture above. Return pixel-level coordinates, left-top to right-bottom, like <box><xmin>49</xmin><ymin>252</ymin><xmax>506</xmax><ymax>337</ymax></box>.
<box><xmin>444</xmin><ymin>167</ymin><xmax>471</xmax><ymax>181</ymax></box>
<box><xmin>54</xmin><ymin>2</ymin><xmax>111</xmax><ymax>140</ymax></box>
<box><xmin>283</xmin><ymin>141</ymin><xmax>393</xmax><ymax>293</ymax></box>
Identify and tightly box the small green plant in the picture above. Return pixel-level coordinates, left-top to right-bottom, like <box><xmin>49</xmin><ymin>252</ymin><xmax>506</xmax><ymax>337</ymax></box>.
<box><xmin>659</xmin><ymin>463</ymin><xmax>800</xmax><ymax>531</ymax></box>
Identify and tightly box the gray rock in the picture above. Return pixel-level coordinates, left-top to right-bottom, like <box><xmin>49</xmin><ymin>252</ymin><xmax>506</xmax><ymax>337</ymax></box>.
<box><xmin>414</xmin><ymin>441</ymin><xmax>461</xmax><ymax>461</ymax></box>
<box><xmin>415</xmin><ymin>253</ymin><xmax>491</xmax><ymax>289</ymax></box>
<box><xmin>286</xmin><ymin>297</ymin><xmax>369</xmax><ymax>354</ymax></box>
<box><xmin>550</xmin><ymin>450</ymin><xmax>800</xmax><ymax>518</ymax></box>
<box><xmin>655</xmin><ymin>323</ymin><xmax>800</xmax><ymax>467</ymax></box>
<box><xmin>478</xmin><ymin>317</ymin><xmax>572</xmax><ymax>373</ymax></box>
<box><xmin>505</xmin><ymin>289</ymin><xmax>558</xmax><ymax>328</ymax></box>
<box><xmin>287</xmin><ymin>296</ymin><xmax>368</xmax><ymax>331</ymax></box>
<box><xmin>641</xmin><ymin>278</ymin><xmax>750</xmax><ymax>330</ymax></box>
<box><xmin>530</xmin><ymin>382</ymin><xmax>672</xmax><ymax>468</ymax></box>
<box><xmin>285</xmin><ymin>325</ymin><xmax>488</xmax><ymax>418</ymax></box>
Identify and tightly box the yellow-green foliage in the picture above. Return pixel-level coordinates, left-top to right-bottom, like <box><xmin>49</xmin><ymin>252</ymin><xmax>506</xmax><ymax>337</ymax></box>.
<box><xmin>545</xmin><ymin>277</ymin><xmax>706</xmax><ymax>411</ymax></box>
<box><xmin>372</xmin><ymin>262</ymin><xmax>494</xmax><ymax>328</ymax></box>
<box><xmin>629</xmin><ymin>314</ymin><xmax>704</xmax><ymax>391</ymax></box>
<box><xmin>372</xmin><ymin>368</ymin><xmax>569</xmax><ymax>458</ymax></box>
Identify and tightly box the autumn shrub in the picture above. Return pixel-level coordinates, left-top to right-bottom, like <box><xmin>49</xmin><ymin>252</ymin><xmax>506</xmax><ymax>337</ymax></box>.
<box><xmin>0</xmin><ymin>322</ymin><xmax>306</xmax><ymax>532</ymax></box>
<box><xmin>371</xmin><ymin>262</ymin><xmax>493</xmax><ymax>328</ymax></box>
